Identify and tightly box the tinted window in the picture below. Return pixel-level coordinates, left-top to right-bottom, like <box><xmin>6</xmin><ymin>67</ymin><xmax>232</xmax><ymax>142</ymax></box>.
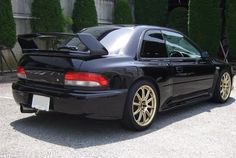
<box><xmin>83</xmin><ymin>27</ymin><xmax>135</xmax><ymax>55</ymax></box>
<box><xmin>140</xmin><ymin>30</ymin><xmax>167</xmax><ymax>58</ymax></box>
<box><xmin>162</xmin><ymin>31</ymin><xmax>201</xmax><ymax>58</ymax></box>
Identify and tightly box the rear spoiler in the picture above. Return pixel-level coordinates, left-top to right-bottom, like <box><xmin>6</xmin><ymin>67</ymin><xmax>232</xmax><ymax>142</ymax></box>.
<box><xmin>18</xmin><ymin>32</ymin><xmax>108</xmax><ymax>56</ymax></box>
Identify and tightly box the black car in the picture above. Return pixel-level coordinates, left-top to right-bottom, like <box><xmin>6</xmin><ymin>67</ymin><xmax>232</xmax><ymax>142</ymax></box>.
<box><xmin>12</xmin><ymin>25</ymin><xmax>234</xmax><ymax>130</ymax></box>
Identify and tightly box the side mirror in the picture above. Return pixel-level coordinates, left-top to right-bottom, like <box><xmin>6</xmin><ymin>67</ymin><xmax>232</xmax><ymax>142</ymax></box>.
<box><xmin>201</xmin><ymin>51</ymin><xmax>209</xmax><ymax>58</ymax></box>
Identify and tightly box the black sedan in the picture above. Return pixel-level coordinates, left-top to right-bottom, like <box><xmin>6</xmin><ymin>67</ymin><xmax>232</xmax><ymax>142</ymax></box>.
<box><xmin>12</xmin><ymin>25</ymin><xmax>234</xmax><ymax>130</ymax></box>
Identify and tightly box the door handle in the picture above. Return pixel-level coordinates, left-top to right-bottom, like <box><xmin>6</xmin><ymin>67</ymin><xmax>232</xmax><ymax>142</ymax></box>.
<box><xmin>198</xmin><ymin>60</ymin><xmax>207</xmax><ymax>64</ymax></box>
<box><xmin>176</xmin><ymin>66</ymin><xmax>183</xmax><ymax>73</ymax></box>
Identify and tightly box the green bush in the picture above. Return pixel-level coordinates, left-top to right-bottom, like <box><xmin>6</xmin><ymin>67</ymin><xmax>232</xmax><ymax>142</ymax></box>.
<box><xmin>188</xmin><ymin>0</ymin><xmax>221</xmax><ymax>56</ymax></box>
<box><xmin>72</xmin><ymin>0</ymin><xmax>98</xmax><ymax>33</ymax></box>
<box><xmin>114</xmin><ymin>0</ymin><xmax>133</xmax><ymax>24</ymax></box>
<box><xmin>31</xmin><ymin>0</ymin><xmax>65</xmax><ymax>32</ymax></box>
<box><xmin>134</xmin><ymin>0</ymin><xmax>168</xmax><ymax>26</ymax></box>
<box><xmin>168</xmin><ymin>7</ymin><xmax>188</xmax><ymax>35</ymax></box>
<box><xmin>226</xmin><ymin>0</ymin><xmax>236</xmax><ymax>59</ymax></box>
<box><xmin>0</xmin><ymin>0</ymin><xmax>16</xmax><ymax>48</ymax></box>
<box><xmin>64</xmin><ymin>16</ymin><xmax>73</xmax><ymax>32</ymax></box>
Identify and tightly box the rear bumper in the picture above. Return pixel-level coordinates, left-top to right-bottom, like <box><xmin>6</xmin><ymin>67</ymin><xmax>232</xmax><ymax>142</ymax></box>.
<box><xmin>12</xmin><ymin>82</ymin><xmax>128</xmax><ymax>120</ymax></box>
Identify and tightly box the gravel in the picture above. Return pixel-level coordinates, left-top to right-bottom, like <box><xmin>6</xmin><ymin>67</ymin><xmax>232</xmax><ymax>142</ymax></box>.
<box><xmin>0</xmin><ymin>82</ymin><xmax>236</xmax><ymax>158</ymax></box>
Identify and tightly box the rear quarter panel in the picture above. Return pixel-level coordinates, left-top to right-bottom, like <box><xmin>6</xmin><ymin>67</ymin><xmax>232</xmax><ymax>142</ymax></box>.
<box><xmin>79</xmin><ymin>56</ymin><xmax>140</xmax><ymax>90</ymax></box>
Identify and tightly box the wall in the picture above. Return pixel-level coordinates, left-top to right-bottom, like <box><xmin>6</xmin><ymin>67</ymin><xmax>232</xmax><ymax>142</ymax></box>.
<box><xmin>1</xmin><ymin>0</ymin><xmax>115</xmax><ymax>71</ymax></box>
<box><xmin>60</xmin><ymin>0</ymin><xmax>75</xmax><ymax>17</ymax></box>
<box><xmin>95</xmin><ymin>0</ymin><xmax>114</xmax><ymax>24</ymax></box>
<box><xmin>12</xmin><ymin>0</ymin><xmax>33</xmax><ymax>34</ymax></box>
<box><xmin>11</xmin><ymin>0</ymin><xmax>115</xmax><ymax>35</ymax></box>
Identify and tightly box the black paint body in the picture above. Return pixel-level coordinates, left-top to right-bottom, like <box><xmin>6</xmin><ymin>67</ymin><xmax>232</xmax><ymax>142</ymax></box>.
<box><xmin>12</xmin><ymin>25</ymin><xmax>234</xmax><ymax>119</ymax></box>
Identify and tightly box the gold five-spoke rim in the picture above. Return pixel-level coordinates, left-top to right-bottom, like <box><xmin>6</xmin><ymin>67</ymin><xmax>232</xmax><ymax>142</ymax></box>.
<box><xmin>132</xmin><ymin>85</ymin><xmax>157</xmax><ymax>127</ymax></box>
<box><xmin>220</xmin><ymin>72</ymin><xmax>231</xmax><ymax>101</ymax></box>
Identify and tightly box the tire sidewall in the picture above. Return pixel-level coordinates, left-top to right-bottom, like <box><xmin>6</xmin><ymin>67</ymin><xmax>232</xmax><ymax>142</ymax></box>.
<box><xmin>122</xmin><ymin>80</ymin><xmax>159</xmax><ymax>131</ymax></box>
<box><xmin>214</xmin><ymin>69</ymin><xmax>232</xmax><ymax>103</ymax></box>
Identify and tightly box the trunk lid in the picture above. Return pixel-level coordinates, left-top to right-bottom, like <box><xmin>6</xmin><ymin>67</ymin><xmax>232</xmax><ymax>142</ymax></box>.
<box><xmin>20</xmin><ymin>52</ymin><xmax>85</xmax><ymax>85</ymax></box>
<box><xmin>17</xmin><ymin>33</ymin><xmax>108</xmax><ymax>85</ymax></box>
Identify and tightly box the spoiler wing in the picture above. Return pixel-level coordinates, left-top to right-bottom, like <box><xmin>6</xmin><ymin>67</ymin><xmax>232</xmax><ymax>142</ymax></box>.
<box><xmin>18</xmin><ymin>32</ymin><xmax>108</xmax><ymax>56</ymax></box>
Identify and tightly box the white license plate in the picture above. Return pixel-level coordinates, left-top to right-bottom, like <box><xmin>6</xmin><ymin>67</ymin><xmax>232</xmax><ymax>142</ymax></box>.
<box><xmin>32</xmin><ymin>95</ymin><xmax>50</xmax><ymax>111</ymax></box>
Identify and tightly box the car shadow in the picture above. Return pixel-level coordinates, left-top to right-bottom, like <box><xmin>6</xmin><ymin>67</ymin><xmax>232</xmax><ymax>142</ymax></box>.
<box><xmin>10</xmin><ymin>97</ymin><xmax>235</xmax><ymax>149</ymax></box>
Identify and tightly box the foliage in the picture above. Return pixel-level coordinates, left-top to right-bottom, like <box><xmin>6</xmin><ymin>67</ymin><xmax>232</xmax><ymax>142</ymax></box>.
<box><xmin>134</xmin><ymin>0</ymin><xmax>168</xmax><ymax>26</ymax></box>
<box><xmin>0</xmin><ymin>0</ymin><xmax>16</xmax><ymax>48</ymax></box>
<box><xmin>225</xmin><ymin>0</ymin><xmax>236</xmax><ymax>59</ymax></box>
<box><xmin>188</xmin><ymin>0</ymin><xmax>221</xmax><ymax>56</ymax></box>
<box><xmin>31</xmin><ymin>0</ymin><xmax>65</xmax><ymax>32</ymax></box>
<box><xmin>168</xmin><ymin>7</ymin><xmax>188</xmax><ymax>35</ymax></box>
<box><xmin>64</xmin><ymin>16</ymin><xmax>73</xmax><ymax>32</ymax></box>
<box><xmin>114</xmin><ymin>0</ymin><xmax>133</xmax><ymax>24</ymax></box>
<box><xmin>72</xmin><ymin>0</ymin><xmax>98</xmax><ymax>32</ymax></box>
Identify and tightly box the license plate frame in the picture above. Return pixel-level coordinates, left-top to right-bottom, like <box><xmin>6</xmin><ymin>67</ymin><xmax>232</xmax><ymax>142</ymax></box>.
<box><xmin>32</xmin><ymin>95</ymin><xmax>50</xmax><ymax>111</ymax></box>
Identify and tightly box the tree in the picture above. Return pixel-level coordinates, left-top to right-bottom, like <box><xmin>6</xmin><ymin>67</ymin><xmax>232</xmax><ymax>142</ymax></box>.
<box><xmin>114</xmin><ymin>0</ymin><xmax>133</xmax><ymax>24</ymax></box>
<box><xmin>188</xmin><ymin>0</ymin><xmax>222</xmax><ymax>56</ymax></box>
<box><xmin>134</xmin><ymin>0</ymin><xmax>168</xmax><ymax>26</ymax></box>
<box><xmin>72</xmin><ymin>0</ymin><xmax>98</xmax><ymax>33</ymax></box>
<box><xmin>168</xmin><ymin>7</ymin><xmax>188</xmax><ymax>35</ymax></box>
<box><xmin>225</xmin><ymin>0</ymin><xmax>236</xmax><ymax>60</ymax></box>
<box><xmin>31</xmin><ymin>0</ymin><xmax>65</xmax><ymax>32</ymax></box>
<box><xmin>64</xmin><ymin>16</ymin><xmax>73</xmax><ymax>32</ymax></box>
<box><xmin>0</xmin><ymin>0</ymin><xmax>16</xmax><ymax>48</ymax></box>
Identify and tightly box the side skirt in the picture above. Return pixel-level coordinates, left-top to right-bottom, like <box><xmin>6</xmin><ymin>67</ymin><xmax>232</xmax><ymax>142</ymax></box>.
<box><xmin>159</xmin><ymin>95</ymin><xmax>212</xmax><ymax>112</ymax></box>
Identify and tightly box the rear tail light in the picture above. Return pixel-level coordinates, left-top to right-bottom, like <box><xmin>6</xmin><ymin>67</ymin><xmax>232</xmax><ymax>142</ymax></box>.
<box><xmin>64</xmin><ymin>72</ymin><xmax>108</xmax><ymax>87</ymax></box>
<box><xmin>17</xmin><ymin>66</ymin><xmax>26</xmax><ymax>79</ymax></box>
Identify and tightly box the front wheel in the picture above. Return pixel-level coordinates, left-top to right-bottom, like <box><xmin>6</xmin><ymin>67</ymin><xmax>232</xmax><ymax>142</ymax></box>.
<box><xmin>213</xmin><ymin>70</ymin><xmax>232</xmax><ymax>103</ymax></box>
<box><xmin>122</xmin><ymin>80</ymin><xmax>158</xmax><ymax>131</ymax></box>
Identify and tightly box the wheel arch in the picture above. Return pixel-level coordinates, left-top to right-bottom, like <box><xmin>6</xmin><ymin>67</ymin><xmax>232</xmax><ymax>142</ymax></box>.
<box><xmin>127</xmin><ymin>76</ymin><xmax>161</xmax><ymax>109</ymax></box>
<box><xmin>121</xmin><ymin>76</ymin><xmax>161</xmax><ymax>130</ymax></box>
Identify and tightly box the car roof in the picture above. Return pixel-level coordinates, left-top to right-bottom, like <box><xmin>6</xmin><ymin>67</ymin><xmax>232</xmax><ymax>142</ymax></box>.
<box><xmin>82</xmin><ymin>25</ymin><xmax>184</xmax><ymax>57</ymax></box>
<box><xmin>83</xmin><ymin>25</ymin><xmax>179</xmax><ymax>33</ymax></box>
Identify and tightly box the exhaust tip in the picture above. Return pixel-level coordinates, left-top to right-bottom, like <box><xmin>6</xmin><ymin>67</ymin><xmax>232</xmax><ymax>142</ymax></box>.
<box><xmin>20</xmin><ymin>105</ymin><xmax>36</xmax><ymax>113</ymax></box>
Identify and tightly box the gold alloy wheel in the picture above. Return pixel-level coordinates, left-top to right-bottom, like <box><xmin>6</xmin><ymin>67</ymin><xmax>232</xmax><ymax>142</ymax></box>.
<box><xmin>132</xmin><ymin>85</ymin><xmax>157</xmax><ymax>127</ymax></box>
<box><xmin>220</xmin><ymin>72</ymin><xmax>231</xmax><ymax>101</ymax></box>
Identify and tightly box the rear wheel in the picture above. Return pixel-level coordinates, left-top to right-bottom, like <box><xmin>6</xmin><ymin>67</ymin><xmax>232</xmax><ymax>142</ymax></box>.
<box><xmin>213</xmin><ymin>70</ymin><xmax>232</xmax><ymax>103</ymax></box>
<box><xmin>122</xmin><ymin>80</ymin><xmax>158</xmax><ymax>131</ymax></box>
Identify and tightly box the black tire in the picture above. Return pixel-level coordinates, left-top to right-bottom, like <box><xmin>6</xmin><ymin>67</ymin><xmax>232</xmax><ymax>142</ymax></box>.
<box><xmin>212</xmin><ymin>69</ymin><xmax>232</xmax><ymax>103</ymax></box>
<box><xmin>122</xmin><ymin>80</ymin><xmax>159</xmax><ymax>131</ymax></box>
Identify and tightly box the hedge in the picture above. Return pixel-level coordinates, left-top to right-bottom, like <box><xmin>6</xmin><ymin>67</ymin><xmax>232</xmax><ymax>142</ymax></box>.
<box><xmin>226</xmin><ymin>0</ymin><xmax>236</xmax><ymax>59</ymax></box>
<box><xmin>188</xmin><ymin>0</ymin><xmax>221</xmax><ymax>56</ymax></box>
<box><xmin>64</xmin><ymin>16</ymin><xmax>73</xmax><ymax>32</ymax></box>
<box><xmin>0</xmin><ymin>0</ymin><xmax>16</xmax><ymax>48</ymax></box>
<box><xmin>168</xmin><ymin>7</ymin><xmax>188</xmax><ymax>35</ymax></box>
<box><xmin>31</xmin><ymin>0</ymin><xmax>65</xmax><ymax>32</ymax></box>
<box><xmin>72</xmin><ymin>0</ymin><xmax>98</xmax><ymax>33</ymax></box>
<box><xmin>135</xmin><ymin>0</ymin><xmax>168</xmax><ymax>26</ymax></box>
<box><xmin>114</xmin><ymin>0</ymin><xmax>133</xmax><ymax>24</ymax></box>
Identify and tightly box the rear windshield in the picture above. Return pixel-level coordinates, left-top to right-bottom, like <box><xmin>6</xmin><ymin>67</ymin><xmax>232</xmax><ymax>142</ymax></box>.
<box><xmin>83</xmin><ymin>27</ymin><xmax>134</xmax><ymax>55</ymax></box>
<box><xmin>22</xmin><ymin>27</ymin><xmax>135</xmax><ymax>55</ymax></box>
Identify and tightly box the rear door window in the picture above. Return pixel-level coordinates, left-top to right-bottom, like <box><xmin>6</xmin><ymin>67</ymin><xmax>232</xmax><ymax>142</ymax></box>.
<box><xmin>140</xmin><ymin>30</ymin><xmax>168</xmax><ymax>58</ymax></box>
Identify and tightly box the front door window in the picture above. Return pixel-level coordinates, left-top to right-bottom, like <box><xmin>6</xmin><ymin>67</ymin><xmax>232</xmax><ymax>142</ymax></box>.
<box><xmin>162</xmin><ymin>30</ymin><xmax>201</xmax><ymax>58</ymax></box>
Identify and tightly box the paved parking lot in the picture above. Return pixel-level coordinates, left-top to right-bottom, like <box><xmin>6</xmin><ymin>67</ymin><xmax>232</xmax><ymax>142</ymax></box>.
<box><xmin>0</xmin><ymin>82</ymin><xmax>236</xmax><ymax>158</ymax></box>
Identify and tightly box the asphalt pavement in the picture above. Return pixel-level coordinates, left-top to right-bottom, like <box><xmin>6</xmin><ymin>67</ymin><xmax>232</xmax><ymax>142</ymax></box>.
<box><xmin>0</xmin><ymin>82</ymin><xmax>236</xmax><ymax>158</ymax></box>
